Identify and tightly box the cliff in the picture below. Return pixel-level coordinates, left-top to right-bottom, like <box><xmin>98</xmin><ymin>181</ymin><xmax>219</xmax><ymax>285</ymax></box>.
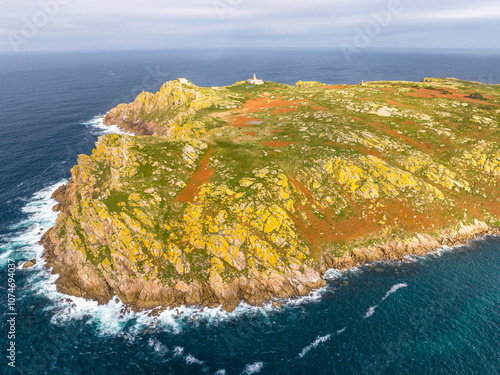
<box><xmin>43</xmin><ymin>78</ymin><xmax>500</xmax><ymax>311</ymax></box>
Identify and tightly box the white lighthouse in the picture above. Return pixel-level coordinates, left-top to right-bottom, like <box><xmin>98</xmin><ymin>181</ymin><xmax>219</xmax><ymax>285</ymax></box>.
<box><xmin>247</xmin><ymin>74</ymin><xmax>264</xmax><ymax>85</ymax></box>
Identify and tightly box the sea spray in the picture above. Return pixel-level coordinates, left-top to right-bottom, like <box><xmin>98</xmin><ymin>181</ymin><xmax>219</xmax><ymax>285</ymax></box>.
<box><xmin>0</xmin><ymin>181</ymin><xmax>64</xmax><ymax>268</ymax></box>
<box><xmin>83</xmin><ymin>115</ymin><xmax>134</xmax><ymax>136</ymax></box>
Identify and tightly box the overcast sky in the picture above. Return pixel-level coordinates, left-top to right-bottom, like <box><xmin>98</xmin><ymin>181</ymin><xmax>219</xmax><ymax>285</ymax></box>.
<box><xmin>1</xmin><ymin>0</ymin><xmax>500</xmax><ymax>52</ymax></box>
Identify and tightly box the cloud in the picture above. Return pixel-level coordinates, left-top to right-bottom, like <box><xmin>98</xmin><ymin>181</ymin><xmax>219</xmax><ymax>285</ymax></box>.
<box><xmin>0</xmin><ymin>0</ymin><xmax>499</xmax><ymax>51</ymax></box>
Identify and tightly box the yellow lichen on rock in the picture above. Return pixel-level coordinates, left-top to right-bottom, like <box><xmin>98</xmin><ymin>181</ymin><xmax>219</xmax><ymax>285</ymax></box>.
<box><xmin>44</xmin><ymin>78</ymin><xmax>500</xmax><ymax>311</ymax></box>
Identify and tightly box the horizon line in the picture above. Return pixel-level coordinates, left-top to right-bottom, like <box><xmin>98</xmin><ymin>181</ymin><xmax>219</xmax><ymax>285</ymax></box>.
<box><xmin>2</xmin><ymin>46</ymin><xmax>500</xmax><ymax>55</ymax></box>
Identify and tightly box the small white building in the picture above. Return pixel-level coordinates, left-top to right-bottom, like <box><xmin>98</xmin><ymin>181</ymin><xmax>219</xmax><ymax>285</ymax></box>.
<box><xmin>178</xmin><ymin>78</ymin><xmax>191</xmax><ymax>85</ymax></box>
<box><xmin>247</xmin><ymin>74</ymin><xmax>264</xmax><ymax>85</ymax></box>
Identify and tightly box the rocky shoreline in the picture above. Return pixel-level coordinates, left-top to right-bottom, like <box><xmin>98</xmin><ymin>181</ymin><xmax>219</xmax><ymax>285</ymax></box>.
<box><xmin>103</xmin><ymin>109</ymin><xmax>154</xmax><ymax>136</ymax></box>
<box><xmin>41</xmin><ymin>183</ymin><xmax>325</xmax><ymax>311</ymax></box>
<box><xmin>319</xmin><ymin>220</ymin><xmax>499</xmax><ymax>272</ymax></box>
<box><xmin>42</xmin><ymin>179</ymin><xmax>498</xmax><ymax>311</ymax></box>
<box><xmin>42</xmin><ymin>180</ymin><xmax>326</xmax><ymax>312</ymax></box>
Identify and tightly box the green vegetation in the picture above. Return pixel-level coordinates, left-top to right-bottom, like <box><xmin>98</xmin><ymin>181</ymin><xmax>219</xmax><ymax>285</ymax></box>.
<box><xmin>470</xmin><ymin>92</ymin><xmax>487</xmax><ymax>101</ymax></box>
<box><xmin>48</xmin><ymin>77</ymin><xmax>500</xmax><ymax>309</ymax></box>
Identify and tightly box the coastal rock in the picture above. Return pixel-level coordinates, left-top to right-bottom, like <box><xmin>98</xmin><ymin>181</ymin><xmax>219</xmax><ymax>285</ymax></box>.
<box><xmin>43</xmin><ymin>78</ymin><xmax>500</xmax><ymax>311</ymax></box>
<box><xmin>23</xmin><ymin>259</ymin><xmax>36</xmax><ymax>268</ymax></box>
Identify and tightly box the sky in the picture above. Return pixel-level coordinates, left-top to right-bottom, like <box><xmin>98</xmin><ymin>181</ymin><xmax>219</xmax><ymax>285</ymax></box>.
<box><xmin>1</xmin><ymin>0</ymin><xmax>500</xmax><ymax>52</ymax></box>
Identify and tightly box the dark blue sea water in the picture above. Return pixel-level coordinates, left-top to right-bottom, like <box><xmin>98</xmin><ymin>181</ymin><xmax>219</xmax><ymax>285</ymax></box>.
<box><xmin>0</xmin><ymin>49</ymin><xmax>499</xmax><ymax>375</ymax></box>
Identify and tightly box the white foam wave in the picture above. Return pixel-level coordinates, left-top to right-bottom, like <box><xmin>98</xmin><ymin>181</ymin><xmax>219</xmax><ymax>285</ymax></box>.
<box><xmin>214</xmin><ymin>370</ymin><xmax>227</xmax><ymax>375</ymax></box>
<box><xmin>422</xmin><ymin>242</ymin><xmax>472</xmax><ymax>261</ymax></box>
<box><xmin>363</xmin><ymin>305</ymin><xmax>378</xmax><ymax>319</ymax></box>
<box><xmin>323</xmin><ymin>269</ymin><xmax>343</xmax><ymax>280</ymax></box>
<box><xmin>381</xmin><ymin>283</ymin><xmax>407</xmax><ymax>302</ymax></box>
<box><xmin>47</xmin><ymin>288</ymin><xmax>286</xmax><ymax>337</ymax></box>
<box><xmin>0</xmin><ymin>249</ymin><xmax>13</xmax><ymax>268</ymax></box>
<box><xmin>435</xmin><ymin>245</ymin><xmax>456</xmax><ymax>257</ymax></box>
<box><xmin>147</xmin><ymin>339</ymin><xmax>208</xmax><ymax>370</ymax></box>
<box><xmin>173</xmin><ymin>346</ymin><xmax>184</xmax><ymax>357</ymax></box>
<box><xmin>298</xmin><ymin>334</ymin><xmax>331</xmax><ymax>358</ymax></box>
<box><xmin>242</xmin><ymin>362</ymin><xmax>264</xmax><ymax>374</ymax></box>
<box><xmin>324</xmin><ymin>266</ymin><xmax>362</xmax><ymax>280</ymax></box>
<box><xmin>48</xmin><ymin>295</ymin><xmax>157</xmax><ymax>336</ymax></box>
<box><xmin>148</xmin><ymin>338</ymin><xmax>168</xmax><ymax>355</ymax></box>
<box><xmin>82</xmin><ymin>115</ymin><xmax>133</xmax><ymax>136</ymax></box>
<box><xmin>336</xmin><ymin>327</ymin><xmax>347</xmax><ymax>335</ymax></box>
<box><xmin>284</xmin><ymin>287</ymin><xmax>327</xmax><ymax>308</ymax></box>
<box><xmin>363</xmin><ymin>283</ymin><xmax>408</xmax><ymax>319</ymax></box>
<box><xmin>403</xmin><ymin>254</ymin><xmax>419</xmax><ymax>263</ymax></box>
<box><xmin>0</xmin><ymin>181</ymin><xmax>64</xmax><ymax>268</ymax></box>
<box><xmin>185</xmin><ymin>354</ymin><xmax>205</xmax><ymax>365</ymax></box>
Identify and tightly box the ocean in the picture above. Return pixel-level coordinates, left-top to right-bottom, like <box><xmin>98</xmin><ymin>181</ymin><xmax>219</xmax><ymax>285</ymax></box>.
<box><xmin>0</xmin><ymin>49</ymin><xmax>499</xmax><ymax>374</ymax></box>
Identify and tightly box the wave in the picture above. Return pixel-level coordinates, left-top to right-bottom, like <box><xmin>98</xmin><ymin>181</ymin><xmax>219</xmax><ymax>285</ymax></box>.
<box><xmin>82</xmin><ymin>115</ymin><xmax>133</xmax><ymax>136</ymax></box>
<box><xmin>363</xmin><ymin>305</ymin><xmax>378</xmax><ymax>319</ymax></box>
<box><xmin>148</xmin><ymin>338</ymin><xmax>168</xmax><ymax>355</ymax></box>
<box><xmin>0</xmin><ymin>181</ymin><xmax>64</xmax><ymax>268</ymax></box>
<box><xmin>146</xmin><ymin>341</ymin><xmax>211</xmax><ymax>371</ymax></box>
<box><xmin>284</xmin><ymin>287</ymin><xmax>327</xmax><ymax>308</ymax></box>
<box><xmin>363</xmin><ymin>283</ymin><xmax>408</xmax><ymax>319</ymax></box>
<box><xmin>425</xmin><ymin>245</ymin><xmax>463</xmax><ymax>259</ymax></box>
<box><xmin>242</xmin><ymin>362</ymin><xmax>264</xmax><ymax>374</ymax></box>
<box><xmin>381</xmin><ymin>283</ymin><xmax>407</xmax><ymax>301</ymax></box>
<box><xmin>149</xmin><ymin>342</ymin><xmax>208</xmax><ymax>367</ymax></box>
<box><xmin>324</xmin><ymin>266</ymin><xmax>362</xmax><ymax>281</ymax></box>
<box><xmin>297</xmin><ymin>327</ymin><xmax>346</xmax><ymax>359</ymax></box>
<box><xmin>185</xmin><ymin>354</ymin><xmax>205</xmax><ymax>366</ymax></box>
<box><xmin>298</xmin><ymin>334</ymin><xmax>331</xmax><ymax>358</ymax></box>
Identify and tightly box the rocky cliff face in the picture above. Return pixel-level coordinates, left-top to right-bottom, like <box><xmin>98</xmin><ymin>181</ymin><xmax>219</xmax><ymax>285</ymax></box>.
<box><xmin>103</xmin><ymin>80</ymin><xmax>243</xmax><ymax>138</ymax></box>
<box><xmin>44</xmin><ymin>78</ymin><xmax>500</xmax><ymax>311</ymax></box>
<box><xmin>42</xmin><ymin>134</ymin><xmax>325</xmax><ymax>310</ymax></box>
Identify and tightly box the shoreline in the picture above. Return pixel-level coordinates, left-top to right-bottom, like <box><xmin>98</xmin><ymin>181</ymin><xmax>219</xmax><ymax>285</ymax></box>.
<box><xmin>16</xmin><ymin>178</ymin><xmax>496</xmax><ymax>321</ymax></box>
<box><xmin>42</xmin><ymin>180</ymin><xmax>499</xmax><ymax>312</ymax></box>
<box><xmin>318</xmin><ymin>220</ymin><xmax>500</xmax><ymax>274</ymax></box>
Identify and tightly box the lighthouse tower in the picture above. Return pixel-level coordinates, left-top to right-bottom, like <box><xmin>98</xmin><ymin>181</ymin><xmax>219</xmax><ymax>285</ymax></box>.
<box><xmin>248</xmin><ymin>74</ymin><xmax>264</xmax><ymax>85</ymax></box>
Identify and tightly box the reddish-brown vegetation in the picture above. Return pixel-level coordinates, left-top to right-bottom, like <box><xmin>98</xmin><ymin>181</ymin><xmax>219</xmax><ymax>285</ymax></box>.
<box><xmin>177</xmin><ymin>149</ymin><xmax>215</xmax><ymax>203</ymax></box>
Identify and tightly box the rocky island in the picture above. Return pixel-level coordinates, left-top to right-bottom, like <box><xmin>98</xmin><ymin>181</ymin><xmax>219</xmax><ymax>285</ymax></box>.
<box><xmin>42</xmin><ymin>77</ymin><xmax>500</xmax><ymax>311</ymax></box>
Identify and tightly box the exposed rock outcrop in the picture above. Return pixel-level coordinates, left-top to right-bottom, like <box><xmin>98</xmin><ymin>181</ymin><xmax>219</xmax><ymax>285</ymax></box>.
<box><xmin>43</xmin><ymin>78</ymin><xmax>500</xmax><ymax>310</ymax></box>
<box><xmin>320</xmin><ymin>220</ymin><xmax>498</xmax><ymax>272</ymax></box>
<box><xmin>22</xmin><ymin>259</ymin><xmax>36</xmax><ymax>268</ymax></box>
